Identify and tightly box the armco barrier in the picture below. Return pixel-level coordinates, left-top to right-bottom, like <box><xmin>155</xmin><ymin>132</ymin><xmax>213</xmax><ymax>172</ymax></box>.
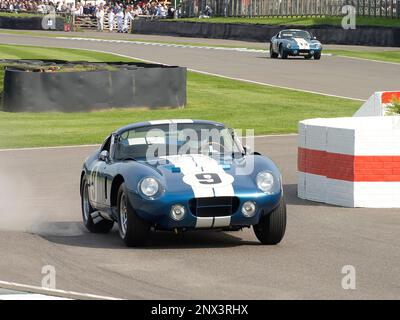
<box><xmin>298</xmin><ymin>116</ymin><xmax>400</xmax><ymax>208</ymax></box>
<box><xmin>131</xmin><ymin>20</ymin><xmax>400</xmax><ymax>47</ymax></box>
<box><xmin>354</xmin><ymin>91</ymin><xmax>400</xmax><ymax>117</ymax></box>
<box><xmin>2</xmin><ymin>60</ymin><xmax>187</xmax><ymax>112</ymax></box>
<box><xmin>0</xmin><ymin>15</ymin><xmax>64</xmax><ymax>30</ymax></box>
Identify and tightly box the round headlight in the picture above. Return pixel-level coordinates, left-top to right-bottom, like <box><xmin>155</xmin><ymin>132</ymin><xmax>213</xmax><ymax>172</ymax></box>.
<box><xmin>286</xmin><ymin>43</ymin><xmax>291</xmax><ymax>49</ymax></box>
<box><xmin>170</xmin><ymin>204</ymin><xmax>186</xmax><ymax>221</ymax></box>
<box><xmin>242</xmin><ymin>201</ymin><xmax>256</xmax><ymax>217</ymax></box>
<box><xmin>140</xmin><ymin>177</ymin><xmax>159</xmax><ymax>197</ymax></box>
<box><xmin>256</xmin><ymin>171</ymin><xmax>275</xmax><ymax>194</ymax></box>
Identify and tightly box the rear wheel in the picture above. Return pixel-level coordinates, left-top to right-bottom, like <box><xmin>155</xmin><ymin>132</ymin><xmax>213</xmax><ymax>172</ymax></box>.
<box><xmin>314</xmin><ymin>52</ymin><xmax>321</xmax><ymax>60</ymax></box>
<box><xmin>253</xmin><ymin>197</ymin><xmax>286</xmax><ymax>245</ymax></box>
<box><xmin>117</xmin><ymin>183</ymin><xmax>150</xmax><ymax>247</ymax></box>
<box><xmin>279</xmin><ymin>45</ymin><xmax>288</xmax><ymax>59</ymax></box>
<box><xmin>81</xmin><ymin>178</ymin><xmax>114</xmax><ymax>233</ymax></box>
<box><xmin>270</xmin><ymin>44</ymin><xmax>278</xmax><ymax>59</ymax></box>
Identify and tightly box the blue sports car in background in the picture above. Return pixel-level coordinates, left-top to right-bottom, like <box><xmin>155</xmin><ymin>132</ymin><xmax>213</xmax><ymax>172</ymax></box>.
<box><xmin>270</xmin><ymin>29</ymin><xmax>322</xmax><ymax>60</ymax></box>
<box><xmin>80</xmin><ymin>120</ymin><xmax>286</xmax><ymax>247</ymax></box>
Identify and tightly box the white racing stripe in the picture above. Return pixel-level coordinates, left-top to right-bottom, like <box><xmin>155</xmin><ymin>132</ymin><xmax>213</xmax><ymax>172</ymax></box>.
<box><xmin>293</xmin><ymin>38</ymin><xmax>310</xmax><ymax>50</ymax></box>
<box><xmin>163</xmin><ymin>154</ymin><xmax>235</xmax><ymax>198</ymax></box>
<box><xmin>163</xmin><ymin>154</ymin><xmax>234</xmax><ymax>228</ymax></box>
<box><xmin>148</xmin><ymin>119</ymin><xmax>194</xmax><ymax>125</ymax></box>
<box><xmin>195</xmin><ymin>217</ymin><xmax>214</xmax><ymax>228</ymax></box>
<box><xmin>213</xmin><ymin>216</ymin><xmax>231</xmax><ymax>228</ymax></box>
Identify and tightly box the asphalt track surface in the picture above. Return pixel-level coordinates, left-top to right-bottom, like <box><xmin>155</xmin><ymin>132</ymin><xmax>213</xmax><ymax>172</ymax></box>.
<box><xmin>0</xmin><ymin>33</ymin><xmax>399</xmax><ymax>299</ymax></box>
<box><xmin>0</xmin><ymin>136</ymin><xmax>399</xmax><ymax>300</ymax></box>
<box><xmin>1</xmin><ymin>32</ymin><xmax>400</xmax><ymax>100</ymax></box>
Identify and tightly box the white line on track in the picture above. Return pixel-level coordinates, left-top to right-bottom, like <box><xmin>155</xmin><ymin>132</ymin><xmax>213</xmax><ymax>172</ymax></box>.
<box><xmin>2</xmin><ymin>42</ymin><xmax>364</xmax><ymax>101</ymax></box>
<box><xmin>0</xmin><ymin>293</ymin><xmax>71</xmax><ymax>300</ymax></box>
<box><xmin>331</xmin><ymin>54</ymin><xmax>400</xmax><ymax>66</ymax></box>
<box><xmin>55</xmin><ymin>36</ymin><xmax>270</xmax><ymax>53</ymax></box>
<box><xmin>0</xmin><ymin>144</ymin><xmax>99</xmax><ymax>152</ymax></box>
<box><xmin>0</xmin><ymin>280</ymin><xmax>121</xmax><ymax>300</ymax></box>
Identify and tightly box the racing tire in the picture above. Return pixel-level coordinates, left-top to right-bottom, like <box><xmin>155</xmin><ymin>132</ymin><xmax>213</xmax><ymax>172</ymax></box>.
<box><xmin>314</xmin><ymin>52</ymin><xmax>321</xmax><ymax>60</ymax></box>
<box><xmin>253</xmin><ymin>197</ymin><xmax>286</xmax><ymax>245</ymax></box>
<box><xmin>117</xmin><ymin>183</ymin><xmax>150</xmax><ymax>247</ymax></box>
<box><xmin>81</xmin><ymin>178</ymin><xmax>114</xmax><ymax>233</ymax></box>
<box><xmin>279</xmin><ymin>46</ymin><xmax>288</xmax><ymax>59</ymax></box>
<box><xmin>270</xmin><ymin>44</ymin><xmax>278</xmax><ymax>59</ymax></box>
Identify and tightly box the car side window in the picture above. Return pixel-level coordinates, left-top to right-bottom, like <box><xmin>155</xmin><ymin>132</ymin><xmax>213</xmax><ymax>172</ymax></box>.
<box><xmin>101</xmin><ymin>135</ymin><xmax>112</xmax><ymax>153</ymax></box>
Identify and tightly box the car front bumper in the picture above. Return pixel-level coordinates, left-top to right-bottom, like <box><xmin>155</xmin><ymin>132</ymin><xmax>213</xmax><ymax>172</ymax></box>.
<box><xmin>126</xmin><ymin>190</ymin><xmax>282</xmax><ymax>230</ymax></box>
<box><xmin>284</xmin><ymin>48</ymin><xmax>322</xmax><ymax>56</ymax></box>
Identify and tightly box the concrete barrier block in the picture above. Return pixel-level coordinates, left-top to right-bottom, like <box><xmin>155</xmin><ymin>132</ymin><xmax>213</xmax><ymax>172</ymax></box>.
<box><xmin>305</xmin><ymin>124</ymin><xmax>327</xmax><ymax>151</ymax></box>
<box><xmin>298</xmin><ymin>116</ymin><xmax>400</xmax><ymax>208</ymax></box>
<box><xmin>326</xmin><ymin>127</ymin><xmax>355</xmax><ymax>155</ymax></box>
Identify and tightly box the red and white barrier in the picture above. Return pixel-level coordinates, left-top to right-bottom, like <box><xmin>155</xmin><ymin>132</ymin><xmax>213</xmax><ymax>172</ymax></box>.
<box><xmin>298</xmin><ymin>116</ymin><xmax>400</xmax><ymax>208</ymax></box>
<box><xmin>354</xmin><ymin>91</ymin><xmax>400</xmax><ymax>117</ymax></box>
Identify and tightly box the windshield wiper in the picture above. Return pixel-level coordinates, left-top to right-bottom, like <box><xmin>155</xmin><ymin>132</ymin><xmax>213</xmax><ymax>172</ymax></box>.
<box><xmin>120</xmin><ymin>157</ymin><xmax>137</xmax><ymax>162</ymax></box>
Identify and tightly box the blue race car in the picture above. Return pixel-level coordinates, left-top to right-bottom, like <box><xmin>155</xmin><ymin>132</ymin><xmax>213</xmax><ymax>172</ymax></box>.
<box><xmin>80</xmin><ymin>120</ymin><xmax>286</xmax><ymax>247</ymax></box>
<box><xmin>270</xmin><ymin>29</ymin><xmax>322</xmax><ymax>60</ymax></box>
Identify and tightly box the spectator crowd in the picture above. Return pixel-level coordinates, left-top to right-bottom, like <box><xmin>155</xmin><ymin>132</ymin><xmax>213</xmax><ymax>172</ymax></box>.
<box><xmin>0</xmin><ymin>0</ymin><xmax>182</xmax><ymax>32</ymax></box>
<box><xmin>0</xmin><ymin>0</ymin><xmax>180</xmax><ymax>18</ymax></box>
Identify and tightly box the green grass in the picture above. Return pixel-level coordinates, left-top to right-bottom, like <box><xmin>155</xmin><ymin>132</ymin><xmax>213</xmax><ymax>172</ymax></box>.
<box><xmin>326</xmin><ymin>49</ymin><xmax>400</xmax><ymax>63</ymax></box>
<box><xmin>2</xmin><ymin>12</ymin><xmax>399</xmax><ymax>26</ymax></box>
<box><xmin>179</xmin><ymin>16</ymin><xmax>400</xmax><ymax>27</ymax></box>
<box><xmin>0</xmin><ymin>44</ymin><xmax>360</xmax><ymax>149</ymax></box>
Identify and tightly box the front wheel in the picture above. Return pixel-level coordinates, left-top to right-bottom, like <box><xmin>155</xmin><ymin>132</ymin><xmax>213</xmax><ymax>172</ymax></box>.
<box><xmin>314</xmin><ymin>52</ymin><xmax>321</xmax><ymax>60</ymax></box>
<box><xmin>279</xmin><ymin>46</ymin><xmax>288</xmax><ymax>59</ymax></box>
<box><xmin>117</xmin><ymin>183</ymin><xmax>150</xmax><ymax>247</ymax></box>
<box><xmin>253</xmin><ymin>197</ymin><xmax>286</xmax><ymax>245</ymax></box>
<box><xmin>270</xmin><ymin>44</ymin><xmax>278</xmax><ymax>59</ymax></box>
<box><xmin>81</xmin><ymin>178</ymin><xmax>114</xmax><ymax>233</ymax></box>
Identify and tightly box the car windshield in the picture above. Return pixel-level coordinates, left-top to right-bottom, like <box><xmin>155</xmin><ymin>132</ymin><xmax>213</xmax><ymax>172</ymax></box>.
<box><xmin>113</xmin><ymin>123</ymin><xmax>244</xmax><ymax>161</ymax></box>
<box><xmin>280</xmin><ymin>30</ymin><xmax>311</xmax><ymax>39</ymax></box>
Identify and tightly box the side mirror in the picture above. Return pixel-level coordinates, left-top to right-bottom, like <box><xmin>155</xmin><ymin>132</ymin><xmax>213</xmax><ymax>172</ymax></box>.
<box><xmin>243</xmin><ymin>145</ymin><xmax>252</xmax><ymax>154</ymax></box>
<box><xmin>313</xmin><ymin>36</ymin><xmax>317</xmax><ymax>40</ymax></box>
<box><xmin>99</xmin><ymin>150</ymin><xmax>109</xmax><ymax>162</ymax></box>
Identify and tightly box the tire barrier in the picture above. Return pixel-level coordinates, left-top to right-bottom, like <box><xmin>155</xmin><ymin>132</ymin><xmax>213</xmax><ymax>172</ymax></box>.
<box><xmin>1</xmin><ymin>60</ymin><xmax>187</xmax><ymax>112</ymax></box>
<box><xmin>0</xmin><ymin>16</ymin><xmax>64</xmax><ymax>31</ymax></box>
<box><xmin>131</xmin><ymin>20</ymin><xmax>400</xmax><ymax>47</ymax></box>
<box><xmin>298</xmin><ymin>116</ymin><xmax>400</xmax><ymax>208</ymax></box>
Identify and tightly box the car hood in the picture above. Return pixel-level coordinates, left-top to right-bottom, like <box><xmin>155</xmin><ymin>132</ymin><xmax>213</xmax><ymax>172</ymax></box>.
<box><xmin>289</xmin><ymin>38</ymin><xmax>321</xmax><ymax>48</ymax></box>
<box><xmin>135</xmin><ymin>153</ymin><xmax>280</xmax><ymax>198</ymax></box>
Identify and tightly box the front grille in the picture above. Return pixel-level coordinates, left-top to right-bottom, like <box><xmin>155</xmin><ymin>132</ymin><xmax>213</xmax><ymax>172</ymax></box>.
<box><xmin>299</xmin><ymin>49</ymin><xmax>310</xmax><ymax>54</ymax></box>
<box><xmin>189</xmin><ymin>197</ymin><xmax>240</xmax><ymax>217</ymax></box>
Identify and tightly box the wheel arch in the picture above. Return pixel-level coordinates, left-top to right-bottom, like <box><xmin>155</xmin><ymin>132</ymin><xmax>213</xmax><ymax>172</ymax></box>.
<box><xmin>80</xmin><ymin>170</ymin><xmax>86</xmax><ymax>196</ymax></box>
<box><xmin>111</xmin><ymin>174</ymin><xmax>125</xmax><ymax>208</ymax></box>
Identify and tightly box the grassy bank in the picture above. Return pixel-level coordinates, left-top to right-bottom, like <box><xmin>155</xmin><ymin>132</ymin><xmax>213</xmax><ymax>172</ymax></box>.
<box><xmin>0</xmin><ymin>44</ymin><xmax>360</xmax><ymax>148</ymax></box>
<box><xmin>178</xmin><ymin>16</ymin><xmax>400</xmax><ymax>28</ymax></box>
